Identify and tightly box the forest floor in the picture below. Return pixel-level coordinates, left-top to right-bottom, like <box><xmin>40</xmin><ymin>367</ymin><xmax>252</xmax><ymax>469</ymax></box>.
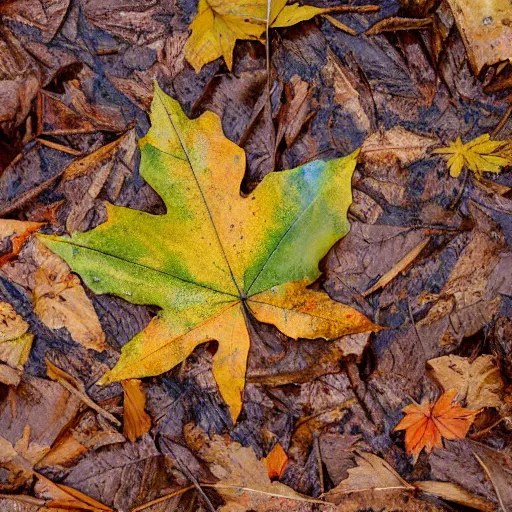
<box><xmin>1</xmin><ymin>0</ymin><xmax>512</xmax><ymax>511</ymax></box>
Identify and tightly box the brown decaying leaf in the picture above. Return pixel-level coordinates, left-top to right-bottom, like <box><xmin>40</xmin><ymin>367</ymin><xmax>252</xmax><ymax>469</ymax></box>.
<box><xmin>46</xmin><ymin>359</ymin><xmax>121</xmax><ymax>427</ymax></box>
<box><xmin>0</xmin><ymin>219</ymin><xmax>43</xmax><ymax>266</ymax></box>
<box><xmin>184</xmin><ymin>424</ymin><xmax>321</xmax><ymax>511</ymax></box>
<box><xmin>322</xmin><ymin>48</ymin><xmax>371</xmax><ymax>135</ymax></box>
<box><xmin>122</xmin><ymin>379</ymin><xmax>152</xmax><ymax>442</ymax></box>
<box><xmin>471</xmin><ymin>441</ymin><xmax>512</xmax><ymax>512</ymax></box>
<box><xmin>362</xmin><ymin>236</ymin><xmax>430</xmax><ymax>296</ymax></box>
<box><xmin>360</xmin><ymin>126</ymin><xmax>438</xmax><ymax>168</ymax></box>
<box><xmin>324</xmin><ymin>451</ymin><xmax>413</xmax><ymax>503</ymax></box>
<box><xmin>394</xmin><ymin>389</ymin><xmax>480</xmax><ymax>461</ymax></box>
<box><xmin>0</xmin><ymin>300</ymin><xmax>33</xmax><ymax>369</ymax></box>
<box><xmin>59</xmin><ymin>129</ymin><xmax>137</xmax><ymax>233</ymax></box>
<box><xmin>319</xmin><ymin>433</ymin><xmax>361</xmax><ymax>486</ymax></box>
<box><xmin>2</xmin><ymin>238</ymin><xmax>106</xmax><ymax>352</ymax></box>
<box><xmin>445</xmin><ymin>0</ymin><xmax>512</xmax><ymax>73</ymax></box>
<box><xmin>427</xmin><ymin>355</ymin><xmax>504</xmax><ymax>410</ymax></box>
<box><xmin>416</xmin><ymin>205</ymin><xmax>507</xmax><ymax>347</ymax></box>
<box><xmin>38</xmin><ymin>410</ymin><xmax>125</xmax><ymax>469</ymax></box>
<box><xmin>278</xmin><ymin>74</ymin><xmax>313</xmax><ymax>147</ymax></box>
<box><xmin>0</xmin><ymin>363</ymin><xmax>22</xmax><ymax>386</ymax></box>
<box><xmin>414</xmin><ymin>480</ymin><xmax>497</xmax><ymax>512</ymax></box>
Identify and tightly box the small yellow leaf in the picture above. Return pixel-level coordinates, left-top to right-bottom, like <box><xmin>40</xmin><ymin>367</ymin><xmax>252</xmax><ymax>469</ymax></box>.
<box><xmin>433</xmin><ymin>133</ymin><xmax>512</xmax><ymax>178</ymax></box>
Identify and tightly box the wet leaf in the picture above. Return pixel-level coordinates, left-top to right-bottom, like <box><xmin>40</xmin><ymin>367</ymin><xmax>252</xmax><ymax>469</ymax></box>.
<box><xmin>394</xmin><ymin>389</ymin><xmax>480</xmax><ymax>461</ymax></box>
<box><xmin>361</xmin><ymin>126</ymin><xmax>438</xmax><ymax>168</ymax></box>
<box><xmin>185</xmin><ymin>424</ymin><xmax>320</xmax><ymax>511</ymax></box>
<box><xmin>184</xmin><ymin>0</ymin><xmax>331</xmax><ymax>72</ymax></box>
<box><xmin>414</xmin><ymin>481</ymin><xmax>497</xmax><ymax>512</ymax></box>
<box><xmin>39</xmin><ymin>84</ymin><xmax>379</xmax><ymax>422</ymax></box>
<box><xmin>471</xmin><ymin>441</ymin><xmax>512</xmax><ymax>512</ymax></box>
<box><xmin>432</xmin><ymin>134</ymin><xmax>512</xmax><ymax>178</ymax></box>
<box><xmin>445</xmin><ymin>0</ymin><xmax>512</xmax><ymax>73</ymax></box>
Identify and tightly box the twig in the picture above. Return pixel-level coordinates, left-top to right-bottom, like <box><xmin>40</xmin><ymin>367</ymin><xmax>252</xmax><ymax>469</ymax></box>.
<box><xmin>323</xmin><ymin>5</ymin><xmax>380</xmax><ymax>14</ymax></box>
<box><xmin>363</xmin><ymin>237</ymin><xmax>430</xmax><ymax>296</ymax></box>
<box><xmin>55</xmin><ymin>378</ymin><xmax>121</xmax><ymax>427</ymax></box>
<box><xmin>131</xmin><ymin>485</ymin><xmax>195</xmax><ymax>512</ymax></box>
<box><xmin>448</xmin><ymin>168</ymin><xmax>468</xmax><ymax>210</ymax></box>
<box><xmin>163</xmin><ymin>442</ymin><xmax>217</xmax><ymax>512</ymax></box>
<box><xmin>266</xmin><ymin>0</ymin><xmax>272</xmax><ymax>98</ymax></box>
<box><xmin>491</xmin><ymin>103</ymin><xmax>512</xmax><ymax>138</ymax></box>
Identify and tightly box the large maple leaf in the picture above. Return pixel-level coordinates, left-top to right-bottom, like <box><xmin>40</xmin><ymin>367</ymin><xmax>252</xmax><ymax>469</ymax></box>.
<box><xmin>39</xmin><ymin>84</ymin><xmax>379</xmax><ymax>422</ymax></box>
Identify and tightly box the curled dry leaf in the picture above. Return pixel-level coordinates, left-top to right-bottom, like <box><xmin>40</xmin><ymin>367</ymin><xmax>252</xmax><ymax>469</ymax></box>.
<box><xmin>394</xmin><ymin>389</ymin><xmax>480</xmax><ymax>461</ymax></box>
<box><xmin>35</xmin><ymin>472</ymin><xmax>113</xmax><ymax>511</ymax></box>
<box><xmin>122</xmin><ymin>379</ymin><xmax>151</xmax><ymax>443</ymax></box>
<box><xmin>365</xmin><ymin>16</ymin><xmax>433</xmax><ymax>35</ymax></box>
<box><xmin>432</xmin><ymin>134</ymin><xmax>512</xmax><ymax>178</ymax></box>
<box><xmin>2</xmin><ymin>238</ymin><xmax>106</xmax><ymax>352</ymax></box>
<box><xmin>427</xmin><ymin>355</ymin><xmax>504</xmax><ymax>410</ymax></box>
<box><xmin>39</xmin><ymin>84</ymin><xmax>379</xmax><ymax>423</ymax></box>
<box><xmin>0</xmin><ymin>300</ymin><xmax>33</xmax><ymax>370</ymax></box>
<box><xmin>46</xmin><ymin>359</ymin><xmax>120</xmax><ymax>427</ymax></box>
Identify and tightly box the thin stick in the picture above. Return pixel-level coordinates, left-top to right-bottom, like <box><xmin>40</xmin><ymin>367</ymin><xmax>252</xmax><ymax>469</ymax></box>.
<box><xmin>491</xmin><ymin>103</ymin><xmax>512</xmax><ymax>138</ymax></box>
<box><xmin>163</xmin><ymin>442</ymin><xmax>217</xmax><ymax>512</ymax></box>
<box><xmin>324</xmin><ymin>5</ymin><xmax>380</xmax><ymax>13</ymax></box>
<box><xmin>266</xmin><ymin>0</ymin><xmax>272</xmax><ymax>98</ymax></box>
<box><xmin>56</xmin><ymin>378</ymin><xmax>121</xmax><ymax>426</ymax></box>
<box><xmin>131</xmin><ymin>485</ymin><xmax>195</xmax><ymax>512</ymax></box>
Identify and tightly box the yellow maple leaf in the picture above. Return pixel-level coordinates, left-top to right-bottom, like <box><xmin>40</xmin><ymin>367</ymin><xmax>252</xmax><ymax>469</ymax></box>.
<box><xmin>184</xmin><ymin>0</ymin><xmax>328</xmax><ymax>72</ymax></box>
<box><xmin>432</xmin><ymin>134</ymin><xmax>512</xmax><ymax>178</ymax></box>
<box><xmin>39</xmin><ymin>84</ymin><xmax>380</xmax><ymax>423</ymax></box>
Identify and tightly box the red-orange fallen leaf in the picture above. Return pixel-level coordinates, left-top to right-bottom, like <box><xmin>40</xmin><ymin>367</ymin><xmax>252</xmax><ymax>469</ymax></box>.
<box><xmin>394</xmin><ymin>389</ymin><xmax>479</xmax><ymax>461</ymax></box>
<box><xmin>265</xmin><ymin>442</ymin><xmax>288</xmax><ymax>480</ymax></box>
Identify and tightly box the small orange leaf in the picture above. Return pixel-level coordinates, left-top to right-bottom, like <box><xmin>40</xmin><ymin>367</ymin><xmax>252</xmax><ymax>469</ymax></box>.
<box><xmin>394</xmin><ymin>389</ymin><xmax>480</xmax><ymax>461</ymax></box>
<box><xmin>122</xmin><ymin>379</ymin><xmax>151</xmax><ymax>442</ymax></box>
<box><xmin>265</xmin><ymin>443</ymin><xmax>288</xmax><ymax>480</ymax></box>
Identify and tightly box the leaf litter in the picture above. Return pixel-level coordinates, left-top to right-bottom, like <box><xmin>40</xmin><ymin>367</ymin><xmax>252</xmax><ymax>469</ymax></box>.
<box><xmin>1</xmin><ymin>0</ymin><xmax>512</xmax><ymax>510</ymax></box>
